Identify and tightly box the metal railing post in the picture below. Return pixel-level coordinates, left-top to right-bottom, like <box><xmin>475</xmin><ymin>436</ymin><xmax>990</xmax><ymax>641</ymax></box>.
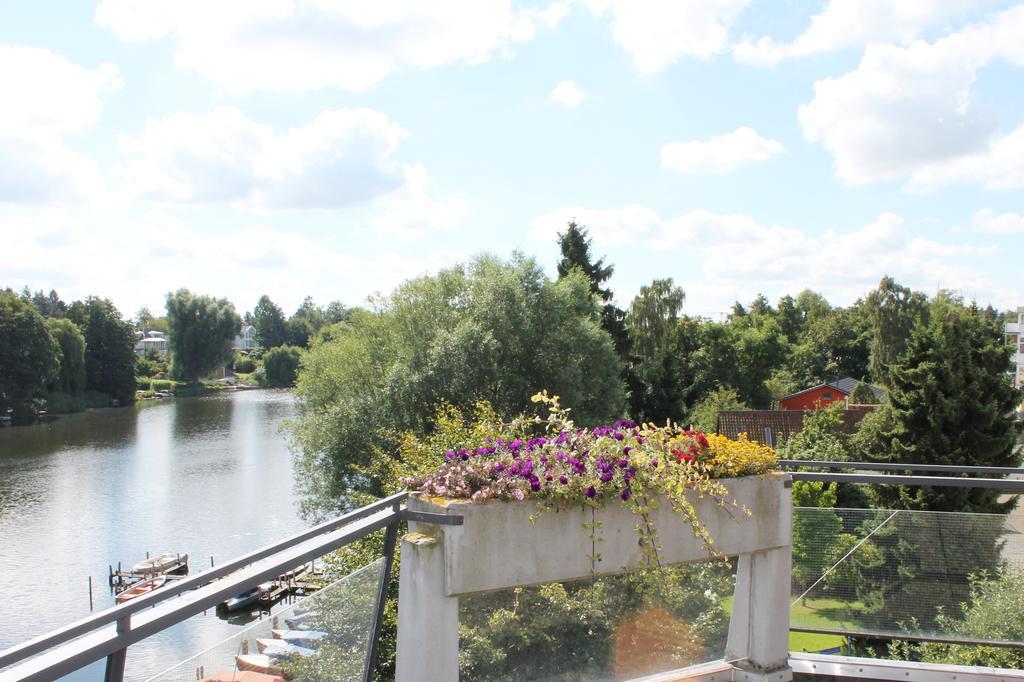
<box><xmin>363</xmin><ymin>504</ymin><xmax>401</xmax><ymax>682</ymax></box>
<box><xmin>104</xmin><ymin>616</ymin><xmax>130</xmax><ymax>682</ymax></box>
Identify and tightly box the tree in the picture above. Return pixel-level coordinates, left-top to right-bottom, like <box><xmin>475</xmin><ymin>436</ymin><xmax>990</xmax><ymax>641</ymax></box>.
<box><xmin>253</xmin><ymin>294</ymin><xmax>288</xmax><ymax>348</ymax></box>
<box><xmin>45</xmin><ymin>318</ymin><xmax>86</xmax><ymax>395</ymax></box>
<box><xmin>263</xmin><ymin>345</ymin><xmax>303</xmax><ymax>387</ymax></box>
<box><xmin>865</xmin><ymin>276</ymin><xmax>928</xmax><ymax>387</ymax></box>
<box><xmin>556</xmin><ymin>221</ymin><xmax>630</xmax><ymax>359</ymax></box>
<box><xmin>849</xmin><ymin>378</ymin><xmax>879</xmax><ymax>404</ymax></box>
<box><xmin>67</xmin><ymin>297</ymin><xmax>137</xmax><ymax>404</ymax></box>
<box><xmin>25</xmin><ymin>288</ymin><xmax>67</xmax><ymax>318</ymax></box>
<box><xmin>287</xmin><ymin>296</ymin><xmax>324</xmax><ymax>348</ymax></box>
<box><xmin>165</xmin><ymin>289</ymin><xmax>241</xmax><ymax>384</ymax></box>
<box><xmin>0</xmin><ymin>290</ymin><xmax>60</xmax><ymax>419</ymax></box>
<box><xmin>626</xmin><ymin>279</ymin><xmax>686</xmax><ymax>421</ymax></box>
<box><xmin>290</xmin><ymin>254</ymin><xmax>625</xmax><ymax>515</ymax></box>
<box><xmin>688</xmin><ymin>387</ymin><xmax>747</xmax><ymax>434</ymax></box>
<box><xmin>861</xmin><ymin>299</ymin><xmax>1022</xmax><ymax>513</ymax></box>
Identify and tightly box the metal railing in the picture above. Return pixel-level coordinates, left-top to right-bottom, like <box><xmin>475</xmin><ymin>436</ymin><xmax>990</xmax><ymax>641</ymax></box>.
<box><xmin>0</xmin><ymin>492</ymin><xmax>446</xmax><ymax>682</ymax></box>
<box><xmin>3</xmin><ymin>465</ymin><xmax>1023</xmax><ymax>681</ymax></box>
<box><xmin>780</xmin><ymin>460</ymin><xmax>1024</xmax><ymax>492</ymax></box>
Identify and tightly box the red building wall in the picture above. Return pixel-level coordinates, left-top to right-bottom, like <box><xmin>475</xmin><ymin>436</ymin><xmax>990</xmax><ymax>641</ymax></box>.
<box><xmin>778</xmin><ymin>386</ymin><xmax>849</xmax><ymax>410</ymax></box>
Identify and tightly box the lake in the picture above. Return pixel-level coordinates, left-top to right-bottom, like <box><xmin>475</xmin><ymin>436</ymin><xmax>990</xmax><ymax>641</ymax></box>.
<box><xmin>0</xmin><ymin>390</ymin><xmax>308</xmax><ymax>680</ymax></box>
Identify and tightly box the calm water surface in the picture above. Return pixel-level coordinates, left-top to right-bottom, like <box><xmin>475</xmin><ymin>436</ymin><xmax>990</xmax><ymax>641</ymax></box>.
<box><xmin>0</xmin><ymin>390</ymin><xmax>308</xmax><ymax>680</ymax></box>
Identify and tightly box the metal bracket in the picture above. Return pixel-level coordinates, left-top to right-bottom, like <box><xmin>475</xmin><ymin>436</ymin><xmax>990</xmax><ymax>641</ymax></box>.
<box><xmin>399</xmin><ymin>510</ymin><xmax>464</xmax><ymax>526</ymax></box>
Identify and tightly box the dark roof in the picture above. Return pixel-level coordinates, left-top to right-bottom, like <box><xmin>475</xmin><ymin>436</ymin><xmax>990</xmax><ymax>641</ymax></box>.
<box><xmin>779</xmin><ymin>377</ymin><xmax>886</xmax><ymax>403</ymax></box>
<box><xmin>716</xmin><ymin>409</ymin><xmax>873</xmax><ymax>446</ymax></box>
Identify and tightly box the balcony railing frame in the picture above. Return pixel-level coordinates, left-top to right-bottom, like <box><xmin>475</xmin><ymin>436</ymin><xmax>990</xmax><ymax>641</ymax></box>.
<box><xmin>2</xmin><ymin>468</ymin><xmax>1024</xmax><ymax>681</ymax></box>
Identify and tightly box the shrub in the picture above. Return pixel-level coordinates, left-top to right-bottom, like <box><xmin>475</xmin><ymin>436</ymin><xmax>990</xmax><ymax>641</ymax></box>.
<box><xmin>233</xmin><ymin>354</ymin><xmax>257</xmax><ymax>373</ymax></box>
<box><xmin>263</xmin><ymin>345</ymin><xmax>302</xmax><ymax>388</ymax></box>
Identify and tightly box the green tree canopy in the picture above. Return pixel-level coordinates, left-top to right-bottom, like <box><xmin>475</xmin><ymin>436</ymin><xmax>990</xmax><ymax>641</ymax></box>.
<box><xmin>860</xmin><ymin>298</ymin><xmax>1022</xmax><ymax>513</ymax></box>
<box><xmin>45</xmin><ymin>317</ymin><xmax>86</xmax><ymax>395</ymax></box>
<box><xmin>263</xmin><ymin>345</ymin><xmax>302</xmax><ymax>387</ymax></box>
<box><xmin>253</xmin><ymin>294</ymin><xmax>288</xmax><ymax>348</ymax></box>
<box><xmin>67</xmin><ymin>297</ymin><xmax>136</xmax><ymax>404</ymax></box>
<box><xmin>626</xmin><ymin>278</ymin><xmax>686</xmax><ymax>421</ymax></box>
<box><xmin>290</xmin><ymin>253</ymin><xmax>626</xmax><ymax>515</ymax></box>
<box><xmin>165</xmin><ymin>289</ymin><xmax>241</xmax><ymax>384</ymax></box>
<box><xmin>0</xmin><ymin>290</ymin><xmax>60</xmax><ymax>418</ymax></box>
<box><xmin>865</xmin><ymin>276</ymin><xmax>928</xmax><ymax>387</ymax></box>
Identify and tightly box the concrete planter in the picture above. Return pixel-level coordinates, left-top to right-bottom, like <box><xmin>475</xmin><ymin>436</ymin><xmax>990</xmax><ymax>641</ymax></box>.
<box><xmin>396</xmin><ymin>472</ymin><xmax>793</xmax><ymax>682</ymax></box>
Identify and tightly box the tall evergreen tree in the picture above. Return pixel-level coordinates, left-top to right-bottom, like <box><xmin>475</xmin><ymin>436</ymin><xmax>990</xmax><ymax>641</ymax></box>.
<box><xmin>253</xmin><ymin>294</ymin><xmax>289</xmax><ymax>349</ymax></box>
<box><xmin>556</xmin><ymin>221</ymin><xmax>629</xmax><ymax>358</ymax></box>
<box><xmin>865</xmin><ymin>299</ymin><xmax>1021</xmax><ymax>513</ymax></box>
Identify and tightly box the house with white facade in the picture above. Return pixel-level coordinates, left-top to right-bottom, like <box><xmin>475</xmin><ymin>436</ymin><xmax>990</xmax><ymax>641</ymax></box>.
<box><xmin>233</xmin><ymin>324</ymin><xmax>258</xmax><ymax>351</ymax></box>
<box><xmin>134</xmin><ymin>329</ymin><xmax>168</xmax><ymax>357</ymax></box>
<box><xmin>1005</xmin><ymin>306</ymin><xmax>1024</xmax><ymax>388</ymax></box>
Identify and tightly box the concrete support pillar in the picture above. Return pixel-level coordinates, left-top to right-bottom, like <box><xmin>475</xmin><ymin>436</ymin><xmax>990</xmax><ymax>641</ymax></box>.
<box><xmin>395</xmin><ymin>532</ymin><xmax>459</xmax><ymax>682</ymax></box>
<box><xmin>725</xmin><ymin>546</ymin><xmax>793</xmax><ymax>681</ymax></box>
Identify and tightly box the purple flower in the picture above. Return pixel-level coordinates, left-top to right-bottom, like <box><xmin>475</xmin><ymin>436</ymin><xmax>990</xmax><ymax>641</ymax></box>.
<box><xmin>494</xmin><ymin>463</ymin><xmax>506</xmax><ymax>473</ymax></box>
<box><xmin>444</xmin><ymin>450</ymin><xmax>456</xmax><ymax>459</ymax></box>
<box><xmin>618</xmin><ymin>459</ymin><xmax>628</xmax><ymax>468</ymax></box>
<box><xmin>600</xmin><ymin>471</ymin><xmax>613</xmax><ymax>483</ymax></box>
<box><xmin>614</xmin><ymin>432</ymin><xmax>624</xmax><ymax>441</ymax></box>
<box><xmin>559</xmin><ymin>475</ymin><xmax>568</xmax><ymax>485</ymax></box>
<box><xmin>621</xmin><ymin>488</ymin><xmax>631</xmax><ymax>501</ymax></box>
<box><xmin>585</xmin><ymin>486</ymin><xmax>597</xmax><ymax>498</ymax></box>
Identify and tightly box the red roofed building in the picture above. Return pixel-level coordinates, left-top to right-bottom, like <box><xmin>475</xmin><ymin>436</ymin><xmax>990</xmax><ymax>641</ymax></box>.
<box><xmin>777</xmin><ymin>377</ymin><xmax>884</xmax><ymax>411</ymax></box>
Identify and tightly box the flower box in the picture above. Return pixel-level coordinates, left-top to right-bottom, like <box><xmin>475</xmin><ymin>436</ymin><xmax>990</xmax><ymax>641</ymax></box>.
<box><xmin>408</xmin><ymin>472</ymin><xmax>792</xmax><ymax>595</ymax></box>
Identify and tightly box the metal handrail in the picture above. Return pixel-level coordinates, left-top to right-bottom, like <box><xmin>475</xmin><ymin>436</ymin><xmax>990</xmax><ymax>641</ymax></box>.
<box><xmin>780</xmin><ymin>460</ymin><xmax>1024</xmax><ymax>476</ymax></box>
<box><xmin>0</xmin><ymin>491</ymin><xmax>407</xmax><ymax>671</ymax></box>
<box><xmin>789</xmin><ymin>471</ymin><xmax>1024</xmax><ymax>491</ymax></box>
<box><xmin>0</xmin><ymin>492</ymin><xmax>409</xmax><ymax>682</ymax></box>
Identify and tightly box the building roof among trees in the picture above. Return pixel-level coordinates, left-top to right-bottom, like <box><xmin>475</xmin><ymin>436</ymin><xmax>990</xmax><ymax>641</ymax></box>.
<box><xmin>779</xmin><ymin>377</ymin><xmax>886</xmax><ymax>404</ymax></box>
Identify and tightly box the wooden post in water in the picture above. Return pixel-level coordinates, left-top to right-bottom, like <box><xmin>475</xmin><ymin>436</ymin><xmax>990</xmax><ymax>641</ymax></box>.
<box><xmin>88</xmin><ymin>576</ymin><xmax>93</xmax><ymax>611</ymax></box>
<box><xmin>210</xmin><ymin>556</ymin><xmax>214</xmax><ymax>567</ymax></box>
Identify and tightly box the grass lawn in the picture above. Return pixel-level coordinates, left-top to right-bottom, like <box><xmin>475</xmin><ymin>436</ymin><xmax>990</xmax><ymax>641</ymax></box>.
<box><xmin>721</xmin><ymin>595</ymin><xmax>859</xmax><ymax>653</ymax></box>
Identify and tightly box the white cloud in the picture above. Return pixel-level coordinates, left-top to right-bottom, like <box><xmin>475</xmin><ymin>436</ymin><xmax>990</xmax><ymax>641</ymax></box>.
<box><xmin>550</xmin><ymin>80</ymin><xmax>585</xmax><ymax>108</ymax></box>
<box><xmin>585</xmin><ymin>0</ymin><xmax>750</xmax><ymax>72</ymax></box>
<box><xmin>0</xmin><ymin>210</ymin><xmax>466</xmax><ymax>316</ymax></box>
<box><xmin>660</xmin><ymin>127</ymin><xmax>784</xmax><ymax>174</ymax></box>
<box><xmin>972</xmin><ymin>208</ymin><xmax>1024</xmax><ymax>235</ymax></box>
<box><xmin>733</xmin><ymin>0</ymin><xmax>995</xmax><ymax>66</ymax></box>
<box><xmin>798</xmin><ymin>5</ymin><xmax>1024</xmax><ymax>187</ymax></box>
<box><xmin>530</xmin><ymin>206</ymin><xmax>1004</xmax><ymax>308</ymax></box>
<box><xmin>95</xmin><ymin>0</ymin><xmax>566</xmax><ymax>92</ymax></box>
<box><xmin>366</xmin><ymin>164</ymin><xmax>470</xmax><ymax>240</ymax></box>
<box><xmin>0</xmin><ymin>46</ymin><xmax>121</xmax><ymax>205</ymax></box>
<box><xmin>118</xmin><ymin>106</ymin><xmax>408</xmax><ymax>209</ymax></box>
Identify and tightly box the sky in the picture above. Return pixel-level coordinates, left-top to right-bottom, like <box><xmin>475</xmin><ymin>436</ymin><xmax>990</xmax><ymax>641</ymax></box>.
<box><xmin>1</xmin><ymin>0</ymin><xmax>1023</xmax><ymax>321</ymax></box>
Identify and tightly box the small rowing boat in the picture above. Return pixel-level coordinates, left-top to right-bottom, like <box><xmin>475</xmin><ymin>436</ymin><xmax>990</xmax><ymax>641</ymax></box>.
<box><xmin>269</xmin><ymin>629</ymin><xmax>327</xmax><ymax>647</ymax></box>
<box><xmin>235</xmin><ymin>654</ymin><xmax>285</xmax><ymax>676</ymax></box>
<box><xmin>255</xmin><ymin>638</ymin><xmax>316</xmax><ymax>656</ymax></box>
<box><xmin>115</xmin><ymin>576</ymin><xmax>166</xmax><ymax>603</ymax></box>
<box><xmin>131</xmin><ymin>552</ymin><xmax>187</xmax><ymax>575</ymax></box>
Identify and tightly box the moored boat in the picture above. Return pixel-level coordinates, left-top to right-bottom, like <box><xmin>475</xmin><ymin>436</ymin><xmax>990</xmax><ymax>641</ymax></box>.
<box><xmin>219</xmin><ymin>582</ymin><xmax>273</xmax><ymax>612</ymax></box>
<box><xmin>235</xmin><ymin>654</ymin><xmax>285</xmax><ymax>676</ymax></box>
<box><xmin>255</xmin><ymin>638</ymin><xmax>316</xmax><ymax>656</ymax></box>
<box><xmin>131</xmin><ymin>552</ymin><xmax>187</xmax><ymax>575</ymax></box>
<box><xmin>115</xmin><ymin>576</ymin><xmax>166</xmax><ymax>603</ymax></box>
<box><xmin>269</xmin><ymin>629</ymin><xmax>327</xmax><ymax>647</ymax></box>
